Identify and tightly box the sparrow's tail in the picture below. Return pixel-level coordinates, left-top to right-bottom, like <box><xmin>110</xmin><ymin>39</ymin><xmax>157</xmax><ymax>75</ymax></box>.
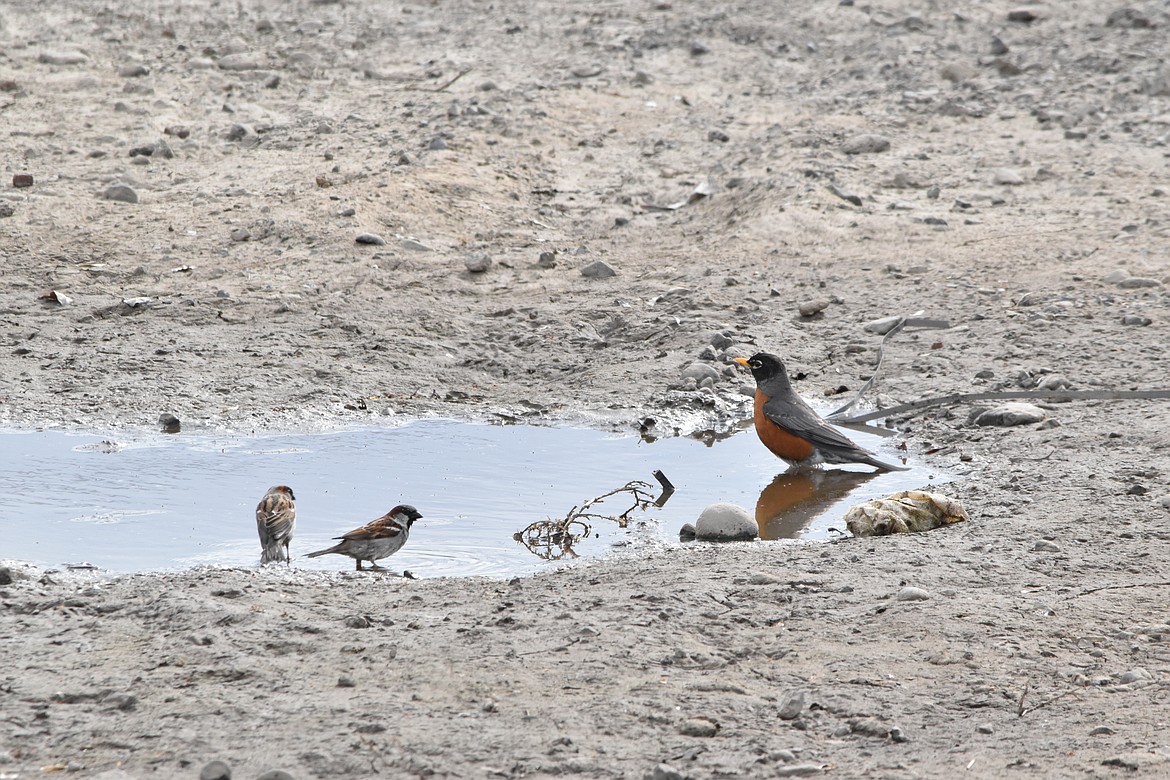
<box><xmin>260</xmin><ymin>542</ymin><xmax>290</xmax><ymax>564</ymax></box>
<box><xmin>305</xmin><ymin>544</ymin><xmax>341</xmax><ymax>558</ymax></box>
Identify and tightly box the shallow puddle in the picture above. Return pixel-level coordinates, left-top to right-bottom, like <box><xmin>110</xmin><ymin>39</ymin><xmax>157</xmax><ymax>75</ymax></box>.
<box><xmin>0</xmin><ymin>420</ymin><xmax>947</xmax><ymax>578</ymax></box>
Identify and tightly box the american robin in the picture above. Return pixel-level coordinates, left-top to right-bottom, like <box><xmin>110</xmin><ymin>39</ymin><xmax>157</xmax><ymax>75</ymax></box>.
<box><xmin>306</xmin><ymin>504</ymin><xmax>422</xmax><ymax>570</ymax></box>
<box><xmin>733</xmin><ymin>352</ymin><xmax>908</xmax><ymax>471</ymax></box>
<box><xmin>256</xmin><ymin>485</ymin><xmax>296</xmax><ymax>564</ymax></box>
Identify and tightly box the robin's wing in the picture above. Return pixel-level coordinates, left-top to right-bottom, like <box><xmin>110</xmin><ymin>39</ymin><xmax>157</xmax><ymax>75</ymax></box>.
<box><xmin>256</xmin><ymin>494</ymin><xmax>296</xmax><ymax>542</ymax></box>
<box><xmin>761</xmin><ymin>393</ymin><xmax>875</xmax><ymax>457</ymax></box>
<box><xmin>337</xmin><ymin>513</ymin><xmax>405</xmax><ymax>541</ymax></box>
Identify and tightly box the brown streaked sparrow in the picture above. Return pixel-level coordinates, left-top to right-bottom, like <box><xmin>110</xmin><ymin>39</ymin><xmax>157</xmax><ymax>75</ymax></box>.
<box><xmin>256</xmin><ymin>485</ymin><xmax>296</xmax><ymax>565</ymax></box>
<box><xmin>306</xmin><ymin>504</ymin><xmax>422</xmax><ymax>571</ymax></box>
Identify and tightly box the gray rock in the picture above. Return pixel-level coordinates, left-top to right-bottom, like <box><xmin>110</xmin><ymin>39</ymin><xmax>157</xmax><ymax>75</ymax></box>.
<box><xmin>102</xmin><ymin>184</ymin><xmax>139</xmax><ymax>204</ymax></box>
<box><xmin>428</xmin><ymin>136</ymin><xmax>449</xmax><ymax>151</ymax></box>
<box><xmin>651</xmin><ymin>764</ymin><xmax>685</xmax><ymax>780</ymax></box>
<box><xmin>118</xmin><ymin>63</ymin><xmax>150</xmax><ymax>78</ymax></box>
<box><xmin>695</xmin><ymin>503</ymin><xmax>758</xmax><ymax>541</ymax></box>
<box><xmin>1032</xmin><ymin>539</ymin><xmax>1061</xmax><ymax>553</ymax></box>
<box><xmin>465</xmin><ymin>252</ymin><xmax>492</xmax><ymax>273</ymax></box>
<box><xmin>709</xmin><ymin>332</ymin><xmax>734</xmax><ymax>350</ymax></box>
<box><xmin>993</xmin><ymin>168</ymin><xmax>1025</xmax><ymax>185</ymax></box>
<box><xmin>226</xmin><ymin>123</ymin><xmax>254</xmax><ymax>142</ymax></box>
<box><xmin>1159</xmin><ymin>495</ymin><xmax>1170</xmax><ymax>510</ymax></box>
<box><xmin>0</xmin><ymin>203</ymin><xmax>15</xmax><ymax>218</ymax></box>
<box><xmin>678</xmin><ymin>523</ymin><xmax>697</xmax><ymax>541</ymax></box>
<box><xmin>778</xmin><ymin>690</ymin><xmax>806</xmax><ymax>720</ymax></box>
<box><xmin>580</xmin><ymin>260</ymin><xmax>616</xmax><ymax>279</ymax></box>
<box><xmin>355</xmin><ymin>232</ymin><xmax>386</xmax><ymax>246</ymax></box>
<box><xmin>678</xmin><ymin>717</ymin><xmax>719</xmax><ymax>737</ymax></box>
<box><xmin>990</xmin><ymin>36</ymin><xmax>1009</xmax><ymax>55</ymax></box>
<box><xmin>841</xmin><ymin>134</ymin><xmax>890</xmax><ymax>154</ymax></box>
<box><xmin>218</xmin><ymin>52</ymin><xmax>261</xmax><ymax>71</ymax></box>
<box><xmin>681</xmin><ymin>362</ymin><xmax>720</xmax><ymax>385</ymax></box>
<box><xmin>229</xmin><ymin>227</ymin><xmax>251</xmax><ymax>242</ymax></box>
<box><xmin>256</xmin><ymin>772</ymin><xmax>294</xmax><ymax>780</ymax></box>
<box><xmin>1103</xmin><ymin>269</ymin><xmax>1130</xmax><ymax>284</ymax></box>
<box><xmin>1121</xmin><ymin>315</ymin><xmax>1152</xmax><ymax>326</ymax></box>
<box><xmin>1116</xmin><ymin>277</ymin><xmax>1161</xmax><ymax>289</ymax></box>
<box><xmin>400</xmin><ymin>238</ymin><xmax>432</xmax><ymax>251</ymax></box>
<box><xmin>974</xmin><ymin>402</ymin><xmax>1047</xmax><ymax>427</ymax></box>
<box><xmin>1106</xmin><ymin>8</ymin><xmax>1152</xmax><ymax>28</ymax></box>
<box><xmin>689</xmin><ymin>40</ymin><xmax>710</xmax><ymax>56</ymax></box>
<box><xmin>39</xmin><ymin>50</ymin><xmax>89</xmax><ymax>65</ymax></box>
<box><xmin>775</xmin><ymin>767</ymin><xmax>824</xmax><ymax>778</ymax></box>
<box><xmin>798</xmin><ymin>299</ymin><xmax>831</xmax><ymax>317</ymax></box>
<box><xmin>537</xmin><ymin>251</ymin><xmax>556</xmax><ymax>269</ymax></box>
<box><xmin>895</xmin><ymin>586</ymin><xmax>931</xmax><ymax>602</ymax></box>
<box><xmin>0</xmin><ymin>567</ymin><xmax>12</xmax><ymax>585</ymax></box>
<box><xmin>158</xmin><ymin>413</ymin><xmax>181</xmax><ymax>433</ymax></box>
<box><xmin>863</xmin><ymin>316</ymin><xmax>903</xmax><ymax>335</ymax></box>
<box><xmin>200</xmin><ymin>760</ymin><xmax>231</xmax><ymax>780</ymax></box>
<box><xmin>1118</xmin><ymin>668</ymin><xmax>1151</xmax><ymax>684</ymax></box>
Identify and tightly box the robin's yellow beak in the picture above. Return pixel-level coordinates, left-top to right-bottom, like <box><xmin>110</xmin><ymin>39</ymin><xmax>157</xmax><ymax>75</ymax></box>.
<box><xmin>732</xmin><ymin>357</ymin><xmax>750</xmax><ymax>368</ymax></box>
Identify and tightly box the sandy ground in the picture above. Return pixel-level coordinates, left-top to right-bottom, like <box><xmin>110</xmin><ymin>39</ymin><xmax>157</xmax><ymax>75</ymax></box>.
<box><xmin>3</xmin><ymin>0</ymin><xmax>1170</xmax><ymax>777</ymax></box>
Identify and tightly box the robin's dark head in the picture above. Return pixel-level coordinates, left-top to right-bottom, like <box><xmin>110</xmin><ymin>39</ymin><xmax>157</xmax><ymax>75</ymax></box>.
<box><xmin>390</xmin><ymin>504</ymin><xmax>423</xmax><ymax>527</ymax></box>
<box><xmin>733</xmin><ymin>352</ymin><xmax>789</xmax><ymax>386</ymax></box>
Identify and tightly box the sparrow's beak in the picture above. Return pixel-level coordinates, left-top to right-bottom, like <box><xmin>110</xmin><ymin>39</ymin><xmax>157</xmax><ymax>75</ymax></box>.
<box><xmin>732</xmin><ymin>357</ymin><xmax>750</xmax><ymax>368</ymax></box>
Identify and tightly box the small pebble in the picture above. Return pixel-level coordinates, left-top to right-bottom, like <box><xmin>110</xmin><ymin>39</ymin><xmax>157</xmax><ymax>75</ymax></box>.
<box><xmin>199</xmin><ymin>760</ymin><xmax>231</xmax><ymax>780</ymax></box>
<box><xmin>217</xmin><ymin>52</ymin><xmax>261</xmax><ymax>71</ymax></box>
<box><xmin>39</xmin><ymin>50</ymin><xmax>89</xmax><ymax>65</ymax></box>
<box><xmin>1032</xmin><ymin>539</ymin><xmax>1061</xmax><ymax>553</ymax></box>
<box><xmin>678</xmin><ymin>523</ymin><xmax>697</xmax><ymax>541</ymax></box>
<box><xmin>570</xmin><ymin>65</ymin><xmax>602</xmax><ymax>78</ymax></box>
<box><xmin>465</xmin><ymin>252</ymin><xmax>492</xmax><ymax>273</ymax></box>
<box><xmin>1121</xmin><ymin>315</ymin><xmax>1152</xmax><ymax>326</ymax></box>
<box><xmin>12</xmin><ymin>173</ymin><xmax>34</xmax><ymax>188</ymax></box>
<box><xmin>355</xmin><ymin>232</ymin><xmax>386</xmax><ymax>246</ymax></box>
<box><xmin>774</xmin><ymin>765</ymin><xmax>824</xmax><ymax>777</ymax></box>
<box><xmin>652</xmin><ymin>764</ymin><xmax>685</xmax><ymax>780</ymax></box>
<box><xmin>1116</xmin><ymin>277</ymin><xmax>1161</xmax><ymax>289</ymax></box>
<box><xmin>863</xmin><ymin>316</ymin><xmax>902</xmax><ymax>335</ymax></box>
<box><xmin>337</xmin><ymin>676</ymin><xmax>356</xmax><ymax>688</ymax></box>
<box><xmin>708</xmin><ymin>129</ymin><xmax>730</xmax><ymax>143</ymax></box>
<box><xmin>255</xmin><ymin>771</ymin><xmax>294</xmax><ymax>780</ymax></box>
<box><xmin>977</xmin><ymin>724</ymin><xmax>994</xmax><ymax>734</ymax></box>
<box><xmin>400</xmin><ymin>238</ymin><xmax>432</xmax><ymax>251</ymax></box>
<box><xmin>895</xmin><ymin>586</ymin><xmax>931</xmax><ymax>602</ymax></box>
<box><xmin>230</xmin><ymin>227</ymin><xmax>251</xmax><ymax>242</ymax></box>
<box><xmin>778</xmin><ymin>690</ymin><xmax>806</xmax><ymax>720</ymax></box>
<box><xmin>1118</xmin><ymin>668</ymin><xmax>1151</xmax><ymax>684</ymax></box>
<box><xmin>102</xmin><ymin>184</ymin><xmax>139</xmax><ymax>204</ymax></box>
<box><xmin>841</xmin><ymin>134</ymin><xmax>890</xmax><ymax>154</ymax></box>
<box><xmin>580</xmin><ymin>260</ymin><xmax>617</xmax><ymax>279</ymax></box>
<box><xmin>798</xmin><ymin>299</ymin><xmax>831</xmax><ymax>317</ymax></box>
<box><xmin>537</xmin><ymin>251</ymin><xmax>556</xmax><ymax>269</ymax></box>
<box><xmin>678</xmin><ymin>717</ymin><xmax>719</xmax><ymax>737</ymax></box>
<box><xmin>681</xmin><ymin>362</ymin><xmax>721</xmax><ymax>384</ymax></box>
<box><xmin>974</xmin><ymin>402</ymin><xmax>1046</xmax><ymax>427</ymax></box>
<box><xmin>1090</xmin><ymin>726</ymin><xmax>1116</xmax><ymax>736</ymax></box>
<box><xmin>164</xmin><ymin>124</ymin><xmax>190</xmax><ymax>139</ymax></box>
<box><xmin>689</xmin><ymin>40</ymin><xmax>710</xmax><ymax>55</ymax></box>
<box><xmin>990</xmin><ymin>36</ymin><xmax>1009</xmax><ymax>55</ymax></box>
<box><xmin>118</xmin><ymin>63</ymin><xmax>150</xmax><ymax>77</ymax></box>
<box><xmin>428</xmin><ymin>136</ymin><xmax>449</xmax><ymax>151</ymax></box>
<box><xmin>158</xmin><ymin>413</ymin><xmax>181</xmax><ymax>434</ymax></box>
<box><xmin>225</xmin><ymin>123</ymin><xmax>254</xmax><ymax>142</ymax></box>
<box><xmin>1007</xmin><ymin>8</ymin><xmax>1038</xmax><ymax>23</ymax></box>
<box><xmin>1159</xmin><ymin>495</ymin><xmax>1170</xmax><ymax>510</ymax></box>
<box><xmin>993</xmin><ymin>168</ymin><xmax>1025</xmax><ymax>185</ymax></box>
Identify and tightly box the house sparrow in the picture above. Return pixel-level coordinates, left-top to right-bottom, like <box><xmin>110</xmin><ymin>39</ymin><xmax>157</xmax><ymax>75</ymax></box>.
<box><xmin>256</xmin><ymin>485</ymin><xmax>296</xmax><ymax>564</ymax></box>
<box><xmin>306</xmin><ymin>504</ymin><xmax>422</xmax><ymax>571</ymax></box>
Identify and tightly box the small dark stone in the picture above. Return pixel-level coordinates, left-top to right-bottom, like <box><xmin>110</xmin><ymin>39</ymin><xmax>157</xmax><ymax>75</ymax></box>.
<box><xmin>255</xmin><ymin>771</ymin><xmax>294</xmax><ymax>780</ymax></box>
<box><xmin>707</xmin><ymin>129</ymin><xmax>730</xmax><ymax>143</ymax></box>
<box><xmin>1007</xmin><ymin>8</ymin><xmax>1038</xmax><ymax>23</ymax></box>
<box><xmin>158</xmin><ymin>413</ymin><xmax>181</xmax><ymax>433</ymax></box>
<box><xmin>428</xmin><ymin>136</ymin><xmax>449</xmax><ymax>151</ymax></box>
<box><xmin>537</xmin><ymin>251</ymin><xmax>557</xmax><ymax>269</ymax></box>
<box><xmin>12</xmin><ymin>173</ymin><xmax>34</xmax><ymax>188</ymax></box>
<box><xmin>0</xmin><ymin>567</ymin><xmax>13</xmax><ymax>586</ymax></box>
<box><xmin>355</xmin><ymin>232</ymin><xmax>386</xmax><ymax>246</ymax></box>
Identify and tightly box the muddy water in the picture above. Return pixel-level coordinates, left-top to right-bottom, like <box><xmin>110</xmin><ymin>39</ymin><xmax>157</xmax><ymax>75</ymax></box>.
<box><xmin>0</xmin><ymin>420</ymin><xmax>945</xmax><ymax>578</ymax></box>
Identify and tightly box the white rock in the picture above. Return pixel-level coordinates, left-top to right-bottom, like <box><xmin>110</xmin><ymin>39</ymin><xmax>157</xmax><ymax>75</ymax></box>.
<box><xmin>694</xmin><ymin>503</ymin><xmax>758</xmax><ymax>541</ymax></box>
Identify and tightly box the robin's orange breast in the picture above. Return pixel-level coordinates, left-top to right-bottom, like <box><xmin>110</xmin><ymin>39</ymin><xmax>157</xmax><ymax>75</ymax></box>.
<box><xmin>753</xmin><ymin>391</ymin><xmax>816</xmax><ymax>462</ymax></box>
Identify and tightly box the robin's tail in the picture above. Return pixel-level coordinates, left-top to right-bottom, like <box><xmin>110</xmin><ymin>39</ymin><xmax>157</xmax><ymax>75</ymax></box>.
<box><xmin>865</xmin><ymin>456</ymin><xmax>911</xmax><ymax>472</ymax></box>
<box><xmin>305</xmin><ymin>544</ymin><xmax>342</xmax><ymax>558</ymax></box>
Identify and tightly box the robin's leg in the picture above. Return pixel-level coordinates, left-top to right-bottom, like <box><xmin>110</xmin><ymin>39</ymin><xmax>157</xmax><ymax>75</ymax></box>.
<box><xmin>369</xmin><ymin>561</ymin><xmax>385</xmax><ymax>570</ymax></box>
<box><xmin>355</xmin><ymin>560</ymin><xmax>364</xmax><ymax>571</ymax></box>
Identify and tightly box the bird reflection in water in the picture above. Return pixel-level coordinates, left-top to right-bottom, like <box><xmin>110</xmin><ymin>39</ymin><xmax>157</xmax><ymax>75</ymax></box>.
<box><xmin>755</xmin><ymin>469</ymin><xmax>878</xmax><ymax>540</ymax></box>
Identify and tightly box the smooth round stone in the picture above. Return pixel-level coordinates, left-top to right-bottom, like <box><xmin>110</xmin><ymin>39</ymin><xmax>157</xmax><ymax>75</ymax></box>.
<box><xmin>694</xmin><ymin>503</ymin><xmax>758</xmax><ymax>541</ymax></box>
